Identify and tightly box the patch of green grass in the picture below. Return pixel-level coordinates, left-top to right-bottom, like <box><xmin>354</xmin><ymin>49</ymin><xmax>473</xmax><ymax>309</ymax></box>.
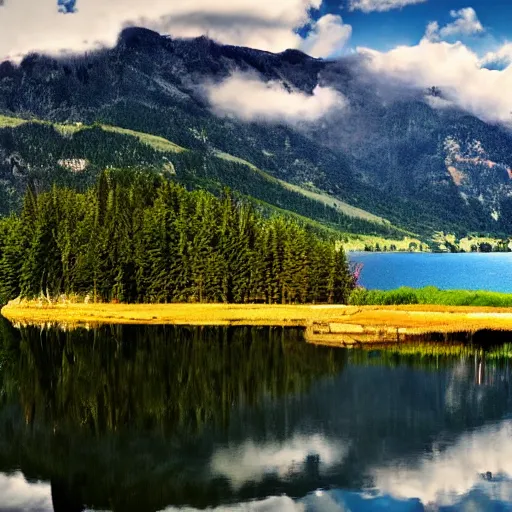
<box><xmin>53</xmin><ymin>123</ymin><xmax>82</xmax><ymax>136</ymax></box>
<box><xmin>100</xmin><ymin>125</ymin><xmax>186</xmax><ymax>153</ymax></box>
<box><xmin>251</xmin><ymin>198</ymin><xmax>347</xmax><ymax>239</ymax></box>
<box><xmin>342</xmin><ymin>234</ymin><xmax>428</xmax><ymax>252</ymax></box>
<box><xmin>0</xmin><ymin>115</ymin><xmax>26</xmax><ymax>128</ymax></box>
<box><xmin>215</xmin><ymin>150</ymin><xmax>259</xmax><ymax>170</ymax></box>
<box><xmin>349</xmin><ymin>286</ymin><xmax>512</xmax><ymax>307</ymax></box>
<box><xmin>215</xmin><ymin>150</ymin><xmax>410</xmax><ymax>232</ymax></box>
<box><xmin>279</xmin><ymin>180</ymin><xmax>391</xmax><ymax>226</ymax></box>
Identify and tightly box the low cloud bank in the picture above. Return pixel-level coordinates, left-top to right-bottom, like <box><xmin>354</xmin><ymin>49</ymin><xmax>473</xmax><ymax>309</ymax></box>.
<box><xmin>206</xmin><ymin>73</ymin><xmax>347</xmax><ymax>124</ymax></box>
<box><xmin>348</xmin><ymin>0</ymin><xmax>427</xmax><ymax>13</ymax></box>
<box><xmin>360</xmin><ymin>39</ymin><xmax>512</xmax><ymax>125</ymax></box>
<box><xmin>0</xmin><ymin>472</ymin><xmax>52</xmax><ymax>512</ymax></box>
<box><xmin>373</xmin><ymin>419</ymin><xmax>512</xmax><ymax>506</ymax></box>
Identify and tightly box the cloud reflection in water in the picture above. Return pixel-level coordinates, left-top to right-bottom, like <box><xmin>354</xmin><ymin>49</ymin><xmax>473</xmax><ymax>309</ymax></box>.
<box><xmin>210</xmin><ymin>434</ymin><xmax>348</xmax><ymax>489</ymax></box>
<box><xmin>373</xmin><ymin>419</ymin><xmax>512</xmax><ymax>507</ymax></box>
<box><xmin>0</xmin><ymin>472</ymin><xmax>52</xmax><ymax>512</ymax></box>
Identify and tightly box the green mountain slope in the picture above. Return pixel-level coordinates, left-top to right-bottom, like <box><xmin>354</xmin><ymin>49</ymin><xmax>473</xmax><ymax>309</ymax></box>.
<box><xmin>0</xmin><ymin>115</ymin><xmax>408</xmax><ymax>243</ymax></box>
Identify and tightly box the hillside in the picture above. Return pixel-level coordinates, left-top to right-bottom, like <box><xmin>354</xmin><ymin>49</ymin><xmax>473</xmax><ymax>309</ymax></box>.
<box><xmin>0</xmin><ymin>115</ymin><xmax>405</xmax><ymax>242</ymax></box>
<box><xmin>1</xmin><ymin>27</ymin><xmax>512</xmax><ymax>238</ymax></box>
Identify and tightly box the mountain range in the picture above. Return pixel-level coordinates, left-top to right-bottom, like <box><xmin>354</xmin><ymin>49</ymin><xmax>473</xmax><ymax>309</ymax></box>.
<box><xmin>1</xmin><ymin>26</ymin><xmax>512</xmax><ymax>242</ymax></box>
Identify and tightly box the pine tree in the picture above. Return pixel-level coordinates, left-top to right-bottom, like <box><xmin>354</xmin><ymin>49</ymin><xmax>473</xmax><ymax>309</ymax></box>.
<box><xmin>0</xmin><ymin>170</ymin><xmax>355</xmax><ymax>305</ymax></box>
<box><xmin>0</xmin><ymin>217</ymin><xmax>24</xmax><ymax>303</ymax></box>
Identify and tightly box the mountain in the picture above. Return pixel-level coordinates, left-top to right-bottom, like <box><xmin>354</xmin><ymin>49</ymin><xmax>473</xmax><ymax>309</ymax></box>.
<box><xmin>1</xmin><ymin>26</ymin><xmax>511</xmax><ymax>239</ymax></box>
<box><xmin>0</xmin><ymin>115</ymin><xmax>407</xmax><ymax>242</ymax></box>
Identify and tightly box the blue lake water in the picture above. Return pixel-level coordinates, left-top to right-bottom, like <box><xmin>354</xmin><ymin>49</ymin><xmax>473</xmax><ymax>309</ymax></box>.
<box><xmin>349</xmin><ymin>252</ymin><xmax>512</xmax><ymax>292</ymax></box>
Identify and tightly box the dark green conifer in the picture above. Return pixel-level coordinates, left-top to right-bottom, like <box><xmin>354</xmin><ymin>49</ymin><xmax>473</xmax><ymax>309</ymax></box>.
<box><xmin>0</xmin><ymin>171</ymin><xmax>355</xmax><ymax>305</ymax></box>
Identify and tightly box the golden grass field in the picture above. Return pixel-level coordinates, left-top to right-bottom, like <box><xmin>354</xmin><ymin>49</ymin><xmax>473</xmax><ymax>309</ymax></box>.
<box><xmin>4</xmin><ymin>302</ymin><xmax>512</xmax><ymax>335</ymax></box>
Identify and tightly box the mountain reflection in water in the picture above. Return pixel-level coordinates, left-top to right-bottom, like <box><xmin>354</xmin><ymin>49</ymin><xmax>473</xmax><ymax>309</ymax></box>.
<box><xmin>0</xmin><ymin>318</ymin><xmax>511</xmax><ymax>511</ymax></box>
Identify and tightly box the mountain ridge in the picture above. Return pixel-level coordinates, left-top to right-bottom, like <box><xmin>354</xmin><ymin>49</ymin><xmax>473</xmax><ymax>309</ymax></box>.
<box><xmin>1</xmin><ymin>27</ymin><xmax>512</xmax><ymax>238</ymax></box>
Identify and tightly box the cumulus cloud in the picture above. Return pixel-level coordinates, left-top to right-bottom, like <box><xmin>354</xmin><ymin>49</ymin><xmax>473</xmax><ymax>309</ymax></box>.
<box><xmin>348</xmin><ymin>0</ymin><xmax>427</xmax><ymax>13</ymax></box>
<box><xmin>299</xmin><ymin>14</ymin><xmax>352</xmax><ymax>59</ymax></box>
<box><xmin>424</xmin><ymin>7</ymin><xmax>484</xmax><ymax>42</ymax></box>
<box><xmin>161</xmin><ymin>496</ymin><xmax>301</xmax><ymax>512</ymax></box>
<box><xmin>0</xmin><ymin>0</ymin><xmax>350</xmax><ymax>61</ymax></box>
<box><xmin>481</xmin><ymin>43</ymin><xmax>512</xmax><ymax>70</ymax></box>
<box><xmin>359</xmin><ymin>38</ymin><xmax>512</xmax><ymax>125</ymax></box>
<box><xmin>206</xmin><ymin>73</ymin><xmax>348</xmax><ymax>124</ymax></box>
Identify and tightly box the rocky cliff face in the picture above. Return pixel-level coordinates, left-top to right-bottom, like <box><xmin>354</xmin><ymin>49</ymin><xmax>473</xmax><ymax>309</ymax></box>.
<box><xmin>1</xmin><ymin>27</ymin><xmax>512</xmax><ymax>234</ymax></box>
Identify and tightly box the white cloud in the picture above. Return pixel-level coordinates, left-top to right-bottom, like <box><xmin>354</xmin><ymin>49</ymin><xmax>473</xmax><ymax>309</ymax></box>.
<box><xmin>206</xmin><ymin>73</ymin><xmax>348</xmax><ymax>124</ymax></box>
<box><xmin>359</xmin><ymin>39</ymin><xmax>512</xmax><ymax>125</ymax></box>
<box><xmin>348</xmin><ymin>0</ymin><xmax>427</xmax><ymax>13</ymax></box>
<box><xmin>481</xmin><ymin>43</ymin><xmax>512</xmax><ymax>69</ymax></box>
<box><xmin>299</xmin><ymin>15</ymin><xmax>352</xmax><ymax>59</ymax></box>
<box><xmin>424</xmin><ymin>95</ymin><xmax>454</xmax><ymax>110</ymax></box>
<box><xmin>0</xmin><ymin>0</ymin><xmax>350</xmax><ymax>61</ymax></box>
<box><xmin>424</xmin><ymin>7</ymin><xmax>484</xmax><ymax>42</ymax></box>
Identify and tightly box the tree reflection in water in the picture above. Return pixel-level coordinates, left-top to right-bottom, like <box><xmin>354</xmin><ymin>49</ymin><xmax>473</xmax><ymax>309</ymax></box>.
<box><xmin>0</xmin><ymin>319</ymin><xmax>511</xmax><ymax>511</ymax></box>
<box><xmin>0</xmin><ymin>320</ymin><xmax>345</xmax><ymax>511</ymax></box>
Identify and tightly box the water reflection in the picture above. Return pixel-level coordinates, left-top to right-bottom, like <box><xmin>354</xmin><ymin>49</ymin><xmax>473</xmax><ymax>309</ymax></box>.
<box><xmin>373</xmin><ymin>419</ymin><xmax>512</xmax><ymax>507</ymax></box>
<box><xmin>210</xmin><ymin>434</ymin><xmax>349</xmax><ymax>489</ymax></box>
<box><xmin>0</xmin><ymin>319</ymin><xmax>512</xmax><ymax>511</ymax></box>
<box><xmin>0</xmin><ymin>472</ymin><xmax>52</xmax><ymax>512</ymax></box>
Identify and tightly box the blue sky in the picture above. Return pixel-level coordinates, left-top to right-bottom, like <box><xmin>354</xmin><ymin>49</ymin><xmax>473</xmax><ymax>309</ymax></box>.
<box><xmin>312</xmin><ymin>0</ymin><xmax>512</xmax><ymax>55</ymax></box>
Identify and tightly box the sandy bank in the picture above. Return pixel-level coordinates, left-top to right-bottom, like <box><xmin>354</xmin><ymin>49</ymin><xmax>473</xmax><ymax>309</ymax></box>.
<box><xmin>3</xmin><ymin>302</ymin><xmax>512</xmax><ymax>342</ymax></box>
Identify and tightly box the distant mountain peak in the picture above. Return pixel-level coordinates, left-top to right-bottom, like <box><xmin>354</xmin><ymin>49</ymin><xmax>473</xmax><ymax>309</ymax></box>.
<box><xmin>278</xmin><ymin>48</ymin><xmax>315</xmax><ymax>64</ymax></box>
<box><xmin>117</xmin><ymin>27</ymin><xmax>164</xmax><ymax>48</ymax></box>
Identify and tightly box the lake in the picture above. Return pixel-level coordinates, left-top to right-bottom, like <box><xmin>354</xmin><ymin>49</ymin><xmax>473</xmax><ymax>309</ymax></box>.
<box><xmin>349</xmin><ymin>252</ymin><xmax>512</xmax><ymax>292</ymax></box>
<box><xmin>1</xmin><ymin>319</ymin><xmax>512</xmax><ymax>511</ymax></box>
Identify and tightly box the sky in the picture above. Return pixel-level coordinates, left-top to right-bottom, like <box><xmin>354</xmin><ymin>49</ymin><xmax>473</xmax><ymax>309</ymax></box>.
<box><xmin>0</xmin><ymin>0</ymin><xmax>509</xmax><ymax>62</ymax></box>
<box><xmin>0</xmin><ymin>0</ymin><xmax>511</xmax><ymax>125</ymax></box>
<box><xmin>325</xmin><ymin>0</ymin><xmax>512</xmax><ymax>54</ymax></box>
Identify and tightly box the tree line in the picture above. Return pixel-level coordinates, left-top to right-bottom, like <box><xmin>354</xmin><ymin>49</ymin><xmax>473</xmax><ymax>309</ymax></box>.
<box><xmin>0</xmin><ymin>170</ymin><xmax>356</xmax><ymax>304</ymax></box>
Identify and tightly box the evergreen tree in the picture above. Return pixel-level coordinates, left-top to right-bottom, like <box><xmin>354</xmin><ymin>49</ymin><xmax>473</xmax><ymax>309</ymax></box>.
<box><xmin>0</xmin><ymin>170</ymin><xmax>356</xmax><ymax>305</ymax></box>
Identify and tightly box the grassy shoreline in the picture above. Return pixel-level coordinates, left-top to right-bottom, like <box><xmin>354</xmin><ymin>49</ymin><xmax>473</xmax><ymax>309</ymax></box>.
<box><xmin>4</xmin><ymin>302</ymin><xmax>512</xmax><ymax>337</ymax></box>
<box><xmin>349</xmin><ymin>287</ymin><xmax>512</xmax><ymax>307</ymax></box>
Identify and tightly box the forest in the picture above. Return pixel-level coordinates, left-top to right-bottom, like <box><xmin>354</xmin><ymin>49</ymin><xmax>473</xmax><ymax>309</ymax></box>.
<box><xmin>0</xmin><ymin>169</ymin><xmax>356</xmax><ymax>305</ymax></box>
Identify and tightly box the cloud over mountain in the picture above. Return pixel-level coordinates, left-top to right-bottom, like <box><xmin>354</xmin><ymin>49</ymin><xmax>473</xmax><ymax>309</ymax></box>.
<box><xmin>360</xmin><ymin>38</ymin><xmax>512</xmax><ymax>125</ymax></box>
<box><xmin>206</xmin><ymin>73</ymin><xmax>348</xmax><ymax>124</ymax></box>
<box><xmin>481</xmin><ymin>43</ymin><xmax>512</xmax><ymax>69</ymax></box>
<box><xmin>299</xmin><ymin>14</ymin><xmax>352</xmax><ymax>58</ymax></box>
<box><xmin>0</xmin><ymin>0</ymin><xmax>351</xmax><ymax>61</ymax></box>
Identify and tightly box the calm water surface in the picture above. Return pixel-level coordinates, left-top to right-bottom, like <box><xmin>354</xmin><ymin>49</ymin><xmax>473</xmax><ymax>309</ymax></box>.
<box><xmin>1</xmin><ymin>318</ymin><xmax>512</xmax><ymax>511</ymax></box>
<box><xmin>349</xmin><ymin>252</ymin><xmax>512</xmax><ymax>292</ymax></box>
